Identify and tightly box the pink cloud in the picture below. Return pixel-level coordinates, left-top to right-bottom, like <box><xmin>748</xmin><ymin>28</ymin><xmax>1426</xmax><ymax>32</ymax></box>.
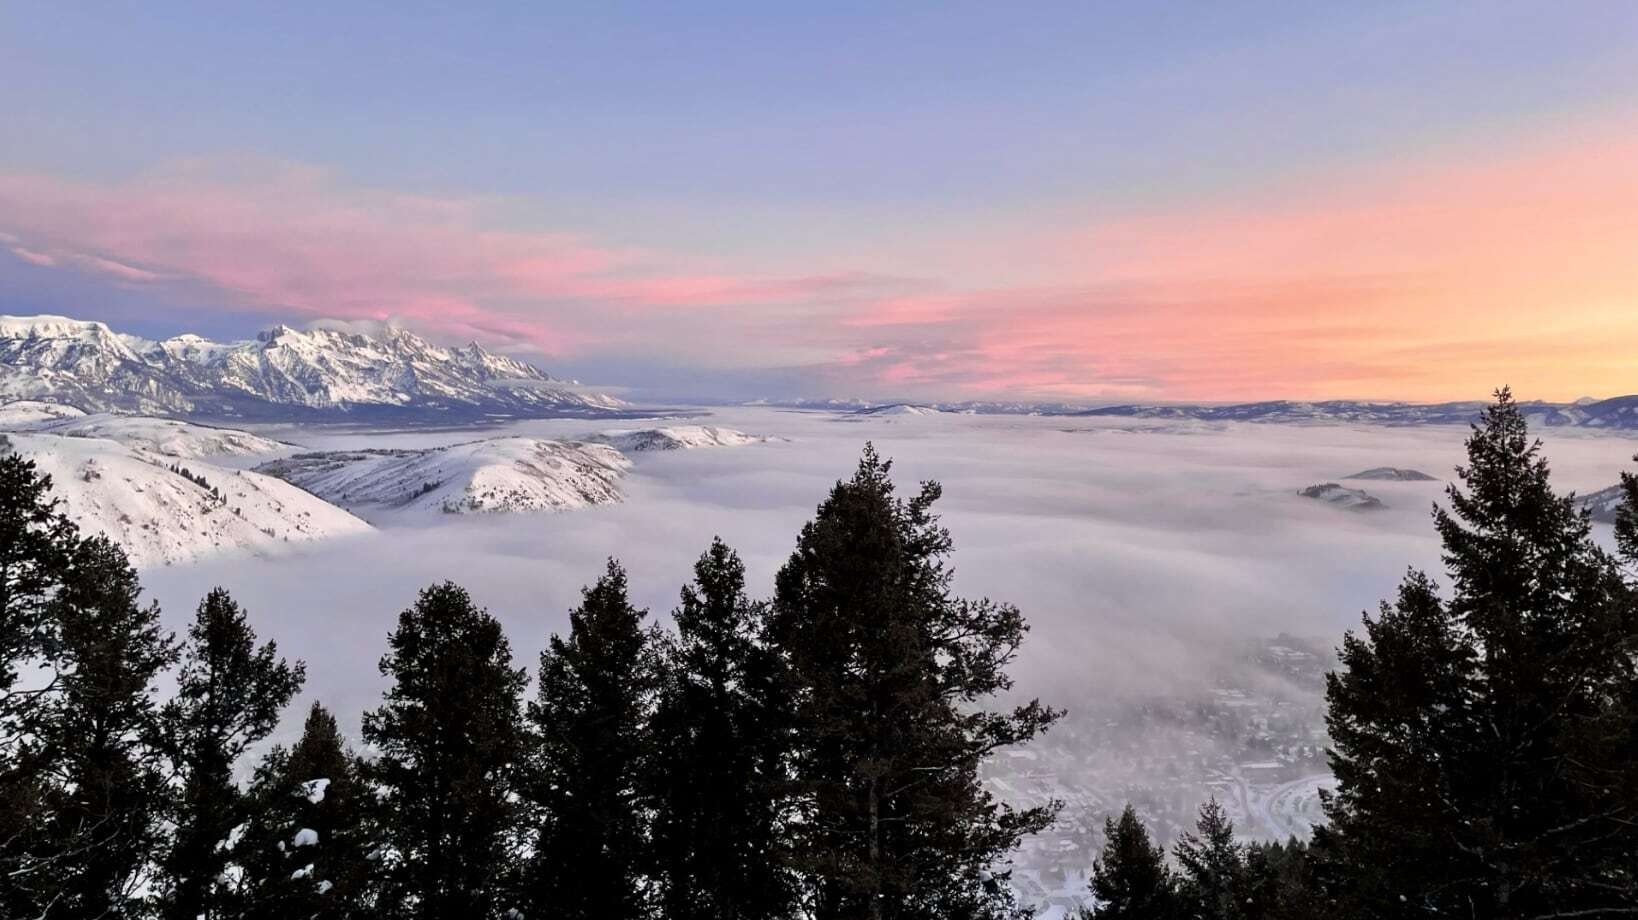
<box><xmin>3</xmin><ymin>121</ymin><xmax>1637</xmax><ymax>403</ymax></box>
<box><xmin>8</xmin><ymin>246</ymin><xmax>56</xmax><ymax>267</ymax></box>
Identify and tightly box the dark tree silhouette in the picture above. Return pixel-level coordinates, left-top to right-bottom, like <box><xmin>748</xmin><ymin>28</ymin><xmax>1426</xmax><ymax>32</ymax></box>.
<box><xmin>769</xmin><ymin>445</ymin><xmax>1061</xmax><ymax>920</ymax></box>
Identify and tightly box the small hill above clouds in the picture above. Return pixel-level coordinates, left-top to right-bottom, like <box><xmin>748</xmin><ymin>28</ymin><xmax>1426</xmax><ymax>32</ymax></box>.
<box><xmin>256</xmin><ymin>438</ymin><xmax>633</xmax><ymax>515</ymax></box>
<box><xmin>0</xmin><ymin>313</ymin><xmax>626</xmax><ymax>420</ymax></box>
<box><xmin>1300</xmin><ymin>482</ymin><xmax>1386</xmax><ymax>511</ymax></box>
<box><xmin>255</xmin><ymin>425</ymin><xmax>775</xmax><ymax>516</ymax></box>
<box><xmin>585</xmin><ymin>425</ymin><xmax>770</xmax><ymax>451</ymax></box>
<box><xmin>834</xmin><ymin>404</ymin><xmax>947</xmax><ymax>421</ymax></box>
<box><xmin>1344</xmin><ymin>467</ymin><xmax>1439</xmax><ymax>481</ymax></box>
<box><xmin>0</xmin><ymin>431</ymin><xmax>370</xmax><ymax>566</ymax></box>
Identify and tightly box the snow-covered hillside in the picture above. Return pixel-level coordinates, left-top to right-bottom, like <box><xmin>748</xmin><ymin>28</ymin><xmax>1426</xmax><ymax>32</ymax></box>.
<box><xmin>853</xmin><ymin>404</ymin><xmax>943</xmax><ymax>418</ymax></box>
<box><xmin>0</xmin><ymin>432</ymin><xmax>371</xmax><ymax>566</ymax></box>
<box><xmin>1579</xmin><ymin>483</ymin><xmax>1629</xmax><ymax>524</ymax></box>
<box><xmin>587</xmin><ymin>425</ymin><xmax>768</xmax><ymax>451</ymax></box>
<box><xmin>1299</xmin><ymin>483</ymin><xmax>1385</xmax><ymax>511</ymax></box>
<box><xmin>256</xmin><ymin>438</ymin><xmax>633</xmax><ymax>515</ymax></box>
<box><xmin>0</xmin><ymin>314</ymin><xmax>625</xmax><ymax>419</ymax></box>
<box><xmin>0</xmin><ymin>399</ymin><xmax>87</xmax><ymax>428</ymax></box>
<box><xmin>30</xmin><ymin>413</ymin><xmax>293</xmax><ymax>458</ymax></box>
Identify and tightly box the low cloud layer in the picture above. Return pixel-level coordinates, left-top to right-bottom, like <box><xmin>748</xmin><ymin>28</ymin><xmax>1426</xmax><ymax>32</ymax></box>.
<box><xmin>136</xmin><ymin>409</ymin><xmax>1638</xmax><ymax>746</ymax></box>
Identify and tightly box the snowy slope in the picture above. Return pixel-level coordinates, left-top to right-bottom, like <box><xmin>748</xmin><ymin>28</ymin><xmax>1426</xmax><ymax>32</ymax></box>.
<box><xmin>587</xmin><ymin>425</ymin><xmax>768</xmax><ymax>451</ymax></box>
<box><xmin>256</xmin><ymin>438</ymin><xmax>632</xmax><ymax>515</ymax></box>
<box><xmin>29</xmin><ymin>414</ymin><xmax>293</xmax><ymax>459</ymax></box>
<box><xmin>853</xmin><ymin>404</ymin><xmax>943</xmax><ymax>417</ymax></box>
<box><xmin>0</xmin><ymin>400</ymin><xmax>88</xmax><ymax>428</ymax></box>
<box><xmin>1</xmin><ymin>432</ymin><xmax>371</xmax><ymax>566</ymax></box>
<box><xmin>1298</xmin><ymin>483</ymin><xmax>1385</xmax><ymax>511</ymax></box>
<box><xmin>1579</xmin><ymin>484</ymin><xmax>1629</xmax><ymax>524</ymax></box>
<box><xmin>0</xmin><ymin>314</ymin><xmax>625</xmax><ymax>419</ymax></box>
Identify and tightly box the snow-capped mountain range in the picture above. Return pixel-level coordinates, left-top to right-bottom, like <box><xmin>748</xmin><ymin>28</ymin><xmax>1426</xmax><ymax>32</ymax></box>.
<box><xmin>1076</xmin><ymin>397</ymin><xmax>1638</xmax><ymax>429</ymax></box>
<box><xmin>0</xmin><ymin>314</ymin><xmax>625</xmax><ymax>420</ymax></box>
<box><xmin>757</xmin><ymin>397</ymin><xmax>1638</xmax><ymax>429</ymax></box>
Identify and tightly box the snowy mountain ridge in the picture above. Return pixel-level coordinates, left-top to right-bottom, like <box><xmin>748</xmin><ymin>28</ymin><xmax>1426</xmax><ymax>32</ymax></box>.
<box><xmin>256</xmin><ymin>438</ymin><xmax>633</xmax><ymax>516</ymax></box>
<box><xmin>0</xmin><ymin>313</ymin><xmax>625</xmax><ymax>420</ymax></box>
<box><xmin>255</xmin><ymin>425</ymin><xmax>770</xmax><ymax>516</ymax></box>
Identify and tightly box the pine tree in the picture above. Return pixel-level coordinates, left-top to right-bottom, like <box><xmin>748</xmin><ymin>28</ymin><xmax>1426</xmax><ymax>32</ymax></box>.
<box><xmin>159</xmin><ymin>588</ymin><xmax>305</xmax><ymax>920</ymax></box>
<box><xmin>0</xmin><ymin>452</ymin><xmax>79</xmax><ymax>916</ymax></box>
<box><xmin>0</xmin><ymin>451</ymin><xmax>78</xmax><ymax>713</ymax></box>
<box><xmin>1323</xmin><ymin>389</ymin><xmax>1638</xmax><ymax>914</ymax></box>
<box><xmin>1087</xmin><ymin>805</ymin><xmax>1177</xmax><ymax>919</ymax></box>
<box><xmin>1616</xmin><ymin>456</ymin><xmax>1638</xmax><ymax>566</ymax></box>
<box><xmin>768</xmin><ymin>445</ymin><xmax>1061</xmax><ymax>920</ymax></box>
<box><xmin>235</xmin><ymin>702</ymin><xmax>376</xmax><ymax>919</ymax></box>
<box><xmin>26</xmin><ymin>535</ymin><xmax>178</xmax><ymax>919</ymax></box>
<box><xmin>363</xmin><ymin>582</ymin><xmax>528</xmax><ymax>920</ymax></box>
<box><xmin>1240</xmin><ymin>838</ymin><xmax>1320</xmax><ymax>920</ymax></box>
<box><xmin>1173</xmin><ymin>799</ymin><xmax>1246</xmax><ymax>920</ymax></box>
<box><xmin>649</xmin><ymin>539</ymin><xmax>792</xmax><ymax>920</ymax></box>
<box><xmin>525</xmin><ymin>559</ymin><xmax>660</xmax><ymax>920</ymax></box>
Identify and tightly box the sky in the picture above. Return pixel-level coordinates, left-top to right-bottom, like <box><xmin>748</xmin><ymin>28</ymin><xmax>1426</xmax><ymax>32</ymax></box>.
<box><xmin>2</xmin><ymin>2</ymin><xmax>1636</xmax><ymax>403</ymax></box>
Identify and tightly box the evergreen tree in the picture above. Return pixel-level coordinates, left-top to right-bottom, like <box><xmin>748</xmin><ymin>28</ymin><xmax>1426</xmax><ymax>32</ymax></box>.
<box><xmin>26</xmin><ymin>536</ymin><xmax>178</xmax><ymax>919</ymax></box>
<box><xmin>1087</xmin><ymin>805</ymin><xmax>1177</xmax><ymax>919</ymax></box>
<box><xmin>0</xmin><ymin>450</ymin><xmax>77</xmax><ymax>714</ymax></box>
<box><xmin>1240</xmin><ymin>838</ymin><xmax>1320</xmax><ymax>920</ymax></box>
<box><xmin>363</xmin><ymin>582</ymin><xmax>528</xmax><ymax>920</ymax></box>
<box><xmin>159</xmin><ymin>588</ymin><xmax>305</xmax><ymax>920</ymax></box>
<box><xmin>1323</xmin><ymin>389</ymin><xmax>1638</xmax><ymax>915</ymax></box>
<box><xmin>526</xmin><ymin>559</ymin><xmax>660</xmax><ymax>920</ymax></box>
<box><xmin>649</xmin><ymin>539</ymin><xmax>792</xmax><ymax>920</ymax></box>
<box><xmin>1616</xmin><ymin>456</ymin><xmax>1638</xmax><ymax>566</ymax></box>
<box><xmin>0</xmin><ymin>451</ymin><xmax>79</xmax><ymax>916</ymax></box>
<box><xmin>235</xmin><ymin>702</ymin><xmax>376</xmax><ymax>919</ymax></box>
<box><xmin>769</xmin><ymin>445</ymin><xmax>1061</xmax><ymax>920</ymax></box>
<box><xmin>1173</xmin><ymin>799</ymin><xmax>1246</xmax><ymax>920</ymax></box>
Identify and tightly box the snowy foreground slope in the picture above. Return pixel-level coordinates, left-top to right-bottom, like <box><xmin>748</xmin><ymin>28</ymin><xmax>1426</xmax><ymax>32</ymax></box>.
<box><xmin>0</xmin><ymin>432</ymin><xmax>371</xmax><ymax>566</ymax></box>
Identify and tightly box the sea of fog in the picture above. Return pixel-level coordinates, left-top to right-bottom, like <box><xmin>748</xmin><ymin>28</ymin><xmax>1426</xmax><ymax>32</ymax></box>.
<box><xmin>139</xmin><ymin>406</ymin><xmax>1638</xmax><ymax>748</ymax></box>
